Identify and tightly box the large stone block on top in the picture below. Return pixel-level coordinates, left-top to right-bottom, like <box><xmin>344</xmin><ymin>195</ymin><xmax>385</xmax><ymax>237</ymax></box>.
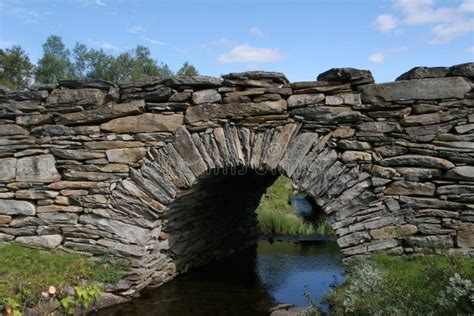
<box><xmin>359</xmin><ymin>77</ymin><xmax>471</xmax><ymax>104</ymax></box>
<box><xmin>100</xmin><ymin>113</ymin><xmax>183</xmax><ymax>133</ymax></box>
<box><xmin>16</xmin><ymin>235</ymin><xmax>63</xmax><ymax>249</ymax></box>
<box><xmin>16</xmin><ymin>154</ymin><xmax>60</xmax><ymax>182</ymax></box>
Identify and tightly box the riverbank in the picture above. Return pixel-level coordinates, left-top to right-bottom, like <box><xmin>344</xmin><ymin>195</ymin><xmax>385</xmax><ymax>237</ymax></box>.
<box><xmin>0</xmin><ymin>243</ymin><xmax>127</xmax><ymax>315</ymax></box>
<box><xmin>323</xmin><ymin>253</ymin><xmax>474</xmax><ymax>315</ymax></box>
<box><xmin>256</xmin><ymin>177</ymin><xmax>333</xmax><ymax>236</ymax></box>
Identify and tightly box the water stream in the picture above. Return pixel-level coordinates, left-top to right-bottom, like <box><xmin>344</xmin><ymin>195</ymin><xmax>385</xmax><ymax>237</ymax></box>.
<box><xmin>93</xmin><ymin>239</ymin><xmax>345</xmax><ymax>316</ymax></box>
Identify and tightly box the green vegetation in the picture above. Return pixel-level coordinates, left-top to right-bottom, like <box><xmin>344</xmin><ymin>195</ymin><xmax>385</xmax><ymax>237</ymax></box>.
<box><xmin>256</xmin><ymin>176</ymin><xmax>334</xmax><ymax>236</ymax></box>
<box><xmin>0</xmin><ymin>243</ymin><xmax>124</xmax><ymax>314</ymax></box>
<box><xmin>0</xmin><ymin>34</ymin><xmax>198</xmax><ymax>89</ymax></box>
<box><xmin>324</xmin><ymin>253</ymin><xmax>474</xmax><ymax>315</ymax></box>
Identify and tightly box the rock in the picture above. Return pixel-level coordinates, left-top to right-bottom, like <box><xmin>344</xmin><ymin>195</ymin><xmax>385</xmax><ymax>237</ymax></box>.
<box><xmin>6</xmin><ymin>90</ymin><xmax>48</xmax><ymax>101</ymax></box>
<box><xmin>445</xmin><ymin>166</ymin><xmax>474</xmax><ymax>180</ymax></box>
<box><xmin>222</xmin><ymin>71</ymin><xmax>289</xmax><ymax>84</ymax></box>
<box><xmin>436</xmin><ymin>184</ymin><xmax>474</xmax><ymax>195</ymax></box>
<box><xmin>396</xmin><ymin>167</ymin><xmax>442</xmax><ymax>181</ymax></box>
<box><xmin>448</xmin><ymin>62</ymin><xmax>474</xmax><ymax>78</ymax></box>
<box><xmin>406</xmin><ymin>235</ymin><xmax>453</xmax><ymax>248</ymax></box>
<box><xmin>0</xmin><ymin>215</ymin><xmax>12</xmax><ymax>224</ymax></box>
<box><xmin>59</xmin><ymin>79</ymin><xmax>116</xmax><ymax>90</ymax></box>
<box><xmin>359</xmin><ymin>122</ymin><xmax>400</xmax><ymax>133</ymax></box>
<box><xmin>47</xmin><ymin>88</ymin><xmax>106</xmax><ymax>105</ymax></box>
<box><xmin>370</xmin><ymin>225</ymin><xmax>418</xmax><ymax>239</ymax></box>
<box><xmin>287</xmin><ymin>94</ymin><xmax>324</xmax><ymax>108</ymax></box>
<box><xmin>36</xmin><ymin>205</ymin><xmax>82</xmax><ymax>213</ymax></box>
<box><xmin>290</xmin><ymin>106</ymin><xmax>370</xmax><ymax>124</ymax></box>
<box><xmin>162</xmin><ymin>76</ymin><xmax>222</xmax><ymax>88</ymax></box>
<box><xmin>384</xmin><ymin>180</ymin><xmax>435</xmax><ymax>196</ymax></box>
<box><xmin>0</xmin><ymin>200</ymin><xmax>35</xmax><ymax>215</ymax></box>
<box><xmin>79</xmin><ymin>214</ymin><xmax>150</xmax><ymax>245</ymax></box>
<box><xmin>16</xmin><ymin>155</ymin><xmax>60</xmax><ymax>182</ymax></box>
<box><xmin>143</xmin><ymin>86</ymin><xmax>172</xmax><ymax>102</ymax></box>
<box><xmin>456</xmin><ymin>230</ymin><xmax>474</xmax><ymax>247</ymax></box>
<box><xmin>106</xmin><ymin>148</ymin><xmax>146</xmax><ymax>163</ymax></box>
<box><xmin>380</xmin><ymin>155</ymin><xmax>454</xmax><ymax>170</ymax></box>
<box><xmin>317</xmin><ymin>67</ymin><xmax>374</xmax><ymax>86</ymax></box>
<box><xmin>374</xmin><ymin>145</ymin><xmax>407</xmax><ymax>157</ymax></box>
<box><xmin>48</xmin><ymin>181</ymin><xmax>107</xmax><ymax>190</ymax></box>
<box><xmin>16</xmin><ymin>235</ymin><xmax>63</xmax><ymax>249</ymax></box>
<box><xmin>56</xmin><ymin>100</ymin><xmax>145</xmax><ymax>125</ymax></box>
<box><xmin>15</xmin><ymin>189</ymin><xmax>59</xmax><ymax>199</ymax></box>
<box><xmin>192</xmin><ymin>89</ymin><xmax>221</xmax><ymax>104</ymax></box>
<box><xmin>100</xmin><ymin>113</ymin><xmax>184</xmax><ymax>133</ymax></box>
<box><xmin>16</xmin><ymin>114</ymin><xmax>53</xmax><ymax>127</ymax></box>
<box><xmin>169</xmin><ymin>92</ymin><xmax>191</xmax><ymax>102</ymax></box>
<box><xmin>341</xmin><ymin>151</ymin><xmax>371</xmax><ymax>162</ymax></box>
<box><xmin>50</xmin><ymin>149</ymin><xmax>105</xmax><ymax>160</ymax></box>
<box><xmin>0</xmin><ymin>158</ymin><xmax>16</xmax><ymax>181</ymax></box>
<box><xmin>396</xmin><ymin>66</ymin><xmax>449</xmax><ymax>80</ymax></box>
<box><xmin>31</xmin><ymin>125</ymin><xmax>100</xmax><ymax>136</ymax></box>
<box><xmin>333</xmin><ymin>127</ymin><xmax>355</xmax><ymax>138</ymax></box>
<box><xmin>185</xmin><ymin>100</ymin><xmax>287</xmax><ymax>124</ymax></box>
<box><xmin>337</xmin><ymin>140</ymin><xmax>371</xmax><ymax>150</ymax></box>
<box><xmin>360</xmin><ymin>77</ymin><xmax>471</xmax><ymax>104</ymax></box>
<box><xmin>0</xmin><ymin>124</ymin><xmax>28</xmax><ymax>136</ymax></box>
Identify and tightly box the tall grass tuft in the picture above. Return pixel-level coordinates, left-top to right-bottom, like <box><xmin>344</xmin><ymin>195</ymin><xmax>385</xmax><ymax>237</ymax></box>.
<box><xmin>256</xmin><ymin>176</ymin><xmax>334</xmax><ymax>236</ymax></box>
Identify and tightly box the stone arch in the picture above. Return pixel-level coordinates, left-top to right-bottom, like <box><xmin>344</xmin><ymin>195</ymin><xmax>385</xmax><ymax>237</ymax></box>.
<box><xmin>108</xmin><ymin>123</ymin><xmax>386</xmax><ymax>289</ymax></box>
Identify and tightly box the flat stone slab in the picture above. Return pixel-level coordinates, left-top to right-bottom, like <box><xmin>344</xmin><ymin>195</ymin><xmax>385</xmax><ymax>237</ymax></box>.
<box><xmin>100</xmin><ymin>113</ymin><xmax>183</xmax><ymax>133</ymax></box>
<box><xmin>16</xmin><ymin>154</ymin><xmax>61</xmax><ymax>182</ymax></box>
<box><xmin>162</xmin><ymin>76</ymin><xmax>222</xmax><ymax>88</ymax></box>
<box><xmin>0</xmin><ymin>200</ymin><xmax>36</xmax><ymax>215</ymax></box>
<box><xmin>16</xmin><ymin>234</ymin><xmax>63</xmax><ymax>249</ymax></box>
<box><xmin>360</xmin><ymin>77</ymin><xmax>471</xmax><ymax>103</ymax></box>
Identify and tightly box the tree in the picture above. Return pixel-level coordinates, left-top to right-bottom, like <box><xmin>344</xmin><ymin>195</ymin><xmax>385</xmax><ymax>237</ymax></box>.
<box><xmin>0</xmin><ymin>46</ymin><xmax>34</xmax><ymax>89</ymax></box>
<box><xmin>72</xmin><ymin>42</ymin><xmax>88</xmax><ymax>79</ymax></box>
<box><xmin>177</xmin><ymin>61</ymin><xmax>198</xmax><ymax>76</ymax></box>
<box><xmin>35</xmin><ymin>35</ymin><xmax>74</xmax><ymax>83</ymax></box>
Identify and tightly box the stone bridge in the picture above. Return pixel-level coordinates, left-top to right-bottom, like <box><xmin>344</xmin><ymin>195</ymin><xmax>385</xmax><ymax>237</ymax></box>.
<box><xmin>0</xmin><ymin>63</ymin><xmax>473</xmax><ymax>293</ymax></box>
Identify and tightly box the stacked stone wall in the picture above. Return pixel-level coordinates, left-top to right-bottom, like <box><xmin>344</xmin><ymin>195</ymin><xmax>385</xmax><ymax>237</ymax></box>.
<box><xmin>0</xmin><ymin>63</ymin><xmax>473</xmax><ymax>293</ymax></box>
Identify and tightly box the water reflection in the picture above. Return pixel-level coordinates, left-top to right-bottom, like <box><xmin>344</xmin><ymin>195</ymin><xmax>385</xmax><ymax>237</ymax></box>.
<box><xmin>92</xmin><ymin>239</ymin><xmax>345</xmax><ymax>316</ymax></box>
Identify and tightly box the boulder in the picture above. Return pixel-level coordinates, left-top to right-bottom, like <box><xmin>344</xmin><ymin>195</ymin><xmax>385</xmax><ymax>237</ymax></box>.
<box><xmin>59</xmin><ymin>79</ymin><xmax>116</xmax><ymax>90</ymax></box>
<box><xmin>445</xmin><ymin>166</ymin><xmax>474</xmax><ymax>180</ymax></box>
<box><xmin>0</xmin><ymin>124</ymin><xmax>28</xmax><ymax>136</ymax></box>
<box><xmin>287</xmin><ymin>94</ymin><xmax>325</xmax><ymax>108</ymax></box>
<box><xmin>222</xmin><ymin>71</ymin><xmax>289</xmax><ymax>84</ymax></box>
<box><xmin>448</xmin><ymin>62</ymin><xmax>474</xmax><ymax>78</ymax></box>
<box><xmin>290</xmin><ymin>106</ymin><xmax>370</xmax><ymax>124</ymax></box>
<box><xmin>162</xmin><ymin>76</ymin><xmax>222</xmax><ymax>88</ymax></box>
<box><xmin>380</xmin><ymin>155</ymin><xmax>454</xmax><ymax>170</ymax></box>
<box><xmin>47</xmin><ymin>88</ymin><xmax>106</xmax><ymax>105</ymax></box>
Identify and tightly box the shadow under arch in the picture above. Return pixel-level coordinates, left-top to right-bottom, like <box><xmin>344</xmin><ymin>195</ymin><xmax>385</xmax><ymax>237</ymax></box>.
<box><xmin>109</xmin><ymin>123</ymin><xmax>388</xmax><ymax>290</ymax></box>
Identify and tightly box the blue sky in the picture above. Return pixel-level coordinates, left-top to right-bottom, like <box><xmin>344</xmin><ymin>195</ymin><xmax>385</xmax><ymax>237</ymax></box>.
<box><xmin>0</xmin><ymin>0</ymin><xmax>473</xmax><ymax>82</ymax></box>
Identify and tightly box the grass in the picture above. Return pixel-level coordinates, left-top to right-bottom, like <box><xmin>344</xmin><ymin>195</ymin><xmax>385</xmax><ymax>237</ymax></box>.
<box><xmin>0</xmin><ymin>243</ymin><xmax>124</xmax><ymax>310</ymax></box>
<box><xmin>324</xmin><ymin>253</ymin><xmax>474</xmax><ymax>315</ymax></box>
<box><xmin>256</xmin><ymin>176</ymin><xmax>334</xmax><ymax>236</ymax></box>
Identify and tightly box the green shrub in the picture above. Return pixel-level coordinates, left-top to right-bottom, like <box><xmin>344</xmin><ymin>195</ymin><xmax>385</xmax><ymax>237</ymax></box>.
<box><xmin>325</xmin><ymin>253</ymin><xmax>474</xmax><ymax>315</ymax></box>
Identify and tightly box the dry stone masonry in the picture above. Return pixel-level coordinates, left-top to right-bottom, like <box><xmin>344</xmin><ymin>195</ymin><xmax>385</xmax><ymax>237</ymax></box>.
<box><xmin>0</xmin><ymin>63</ymin><xmax>473</xmax><ymax>294</ymax></box>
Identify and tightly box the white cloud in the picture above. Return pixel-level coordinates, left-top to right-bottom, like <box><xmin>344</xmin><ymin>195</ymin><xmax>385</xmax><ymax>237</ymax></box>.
<box><xmin>218</xmin><ymin>44</ymin><xmax>286</xmax><ymax>64</ymax></box>
<box><xmin>368</xmin><ymin>52</ymin><xmax>385</xmax><ymax>64</ymax></box>
<box><xmin>430</xmin><ymin>19</ymin><xmax>474</xmax><ymax>44</ymax></box>
<box><xmin>128</xmin><ymin>25</ymin><xmax>144</xmax><ymax>34</ymax></box>
<box><xmin>468</xmin><ymin>46</ymin><xmax>474</xmax><ymax>54</ymax></box>
<box><xmin>249</xmin><ymin>26</ymin><xmax>265</xmax><ymax>38</ymax></box>
<box><xmin>96</xmin><ymin>0</ymin><xmax>106</xmax><ymax>6</ymax></box>
<box><xmin>0</xmin><ymin>2</ymin><xmax>42</xmax><ymax>24</ymax></box>
<box><xmin>144</xmin><ymin>37</ymin><xmax>168</xmax><ymax>46</ymax></box>
<box><xmin>374</xmin><ymin>14</ymin><xmax>399</xmax><ymax>32</ymax></box>
<box><xmin>375</xmin><ymin>0</ymin><xmax>474</xmax><ymax>44</ymax></box>
<box><xmin>87</xmin><ymin>39</ymin><xmax>118</xmax><ymax>51</ymax></box>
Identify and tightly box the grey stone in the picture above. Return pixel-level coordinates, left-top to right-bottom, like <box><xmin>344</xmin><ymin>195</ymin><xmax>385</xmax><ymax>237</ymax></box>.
<box><xmin>290</xmin><ymin>106</ymin><xmax>370</xmax><ymax>124</ymax></box>
<box><xmin>47</xmin><ymin>88</ymin><xmax>106</xmax><ymax>105</ymax></box>
<box><xmin>406</xmin><ymin>235</ymin><xmax>453</xmax><ymax>248</ymax></box>
<box><xmin>437</xmin><ymin>184</ymin><xmax>474</xmax><ymax>195</ymax></box>
<box><xmin>0</xmin><ymin>124</ymin><xmax>28</xmax><ymax>136</ymax></box>
<box><xmin>100</xmin><ymin>113</ymin><xmax>184</xmax><ymax>133</ymax></box>
<box><xmin>445</xmin><ymin>166</ymin><xmax>474</xmax><ymax>180</ymax></box>
<box><xmin>162</xmin><ymin>76</ymin><xmax>223</xmax><ymax>88</ymax></box>
<box><xmin>16</xmin><ymin>235</ymin><xmax>63</xmax><ymax>249</ymax></box>
<box><xmin>287</xmin><ymin>94</ymin><xmax>325</xmax><ymax>108</ymax></box>
<box><xmin>16</xmin><ymin>155</ymin><xmax>60</xmax><ymax>182</ymax></box>
<box><xmin>396</xmin><ymin>66</ymin><xmax>449</xmax><ymax>81</ymax></box>
<box><xmin>317</xmin><ymin>68</ymin><xmax>374</xmax><ymax>86</ymax></box>
<box><xmin>0</xmin><ymin>158</ymin><xmax>16</xmax><ymax>181</ymax></box>
<box><xmin>360</xmin><ymin>77</ymin><xmax>471</xmax><ymax>103</ymax></box>
<box><xmin>0</xmin><ymin>200</ymin><xmax>35</xmax><ymax>215</ymax></box>
<box><xmin>106</xmin><ymin>148</ymin><xmax>146</xmax><ymax>163</ymax></box>
<box><xmin>222</xmin><ymin>71</ymin><xmax>289</xmax><ymax>84</ymax></box>
<box><xmin>449</xmin><ymin>62</ymin><xmax>474</xmax><ymax>78</ymax></box>
<box><xmin>380</xmin><ymin>155</ymin><xmax>454</xmax><ymax>170</ymax></box>
<box><xmin>192</xmin><ymin>89</ymin><xmax>221</xmax><ymax>104</ymax></box>
<box><xmin>359</xmin><ymin>122</ymin><xmax>400</xmax><ymax>133</ymax></box>
<box><xmin>59</xmin><ymin>79</ymin><xmax>116</xmax><ymax>90</ymax></box>
<box><xmin>50</xmin><ymin>149</ymin><xmax>105</xmax><ymax>160</ymax></box>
